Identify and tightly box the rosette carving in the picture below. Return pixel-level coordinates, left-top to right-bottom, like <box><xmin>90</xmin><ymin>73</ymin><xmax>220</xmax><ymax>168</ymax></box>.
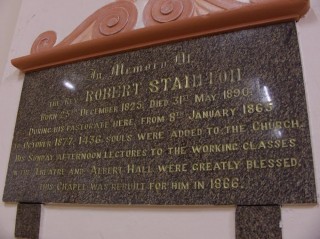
<box><xmin>31</xmin><ymin>0</ymin><xmax>137</xmax><ymax>54</ymax></box>
<box><xmin>143</xmin><ymin>0</ymin><xmax>194</xmax><ymax>27</ymax></box>
<box><xmin>31</xmin><ymin>31</ymin><xmax>57</xmax><ymax>54</ymax></box>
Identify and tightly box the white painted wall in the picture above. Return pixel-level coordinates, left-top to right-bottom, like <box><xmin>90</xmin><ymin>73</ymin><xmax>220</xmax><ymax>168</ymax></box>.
<box><xmin>0</xmin><ymin>0</ymin><xmax>22</xmax><ymax>80</ymax></box>
<box><xmin>0</xmin><ymin>0</ymin><xmax>319</xmax><ymax>238</ymax></box>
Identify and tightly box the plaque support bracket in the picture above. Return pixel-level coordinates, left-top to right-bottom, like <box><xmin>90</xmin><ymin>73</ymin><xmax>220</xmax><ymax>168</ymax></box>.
<box><xmin>14</xmin><ymin>204</ymin><xmax>283</xmax><ymax>239</ymax></box>
<box><xmin>236</xmin><ymin>205</ymin><xmax>282</xmax><ymax>239</ymax></box>
<box><xmin>15</xmin><ymin>203</ymin><xmax>42</xmax><ymax>239</ymax></box>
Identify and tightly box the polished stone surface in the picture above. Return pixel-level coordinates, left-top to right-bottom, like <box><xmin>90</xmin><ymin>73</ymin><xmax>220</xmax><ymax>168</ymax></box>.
<box><xmin>236</xmin><ymin>205</ymin><xmax>282</xmax><ymax>239</ymax></box>
<box><xmin>3</xmin><ymin>22</ymin><xmax>316</xmax><ymax>205</ymax></box>
<box><xmin>15</xmin><ymin>203</ymin><xmax>41</xmax><ymax>239</ymax></box>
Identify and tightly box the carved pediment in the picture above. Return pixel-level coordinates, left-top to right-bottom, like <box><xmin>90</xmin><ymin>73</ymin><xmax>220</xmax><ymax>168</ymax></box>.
<box><xmin>13</xmin><ymin>0</ymin><xmax>309</xmax><ymax>72</ymax></box>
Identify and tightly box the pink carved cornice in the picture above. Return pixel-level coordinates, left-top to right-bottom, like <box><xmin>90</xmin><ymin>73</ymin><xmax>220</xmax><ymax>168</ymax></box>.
<box><xmin>31</xmin><ymin>0</ymin><xmax>138</xmax><ymax>54</ymax></box>
<box><xmin>13</xmin><ymin>0</ymin><xmax>310</xmax><ymax>72</ymax></box>
<box><xmin>143</xmin><ymin>0</ymin><xmax>248</xmax><ymax>26</ymax></box>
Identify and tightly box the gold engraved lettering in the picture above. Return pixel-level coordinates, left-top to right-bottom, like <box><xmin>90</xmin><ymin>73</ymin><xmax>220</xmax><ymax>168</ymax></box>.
<box><xmin>127</xmin><ymin>164</ymin><xmax>152</xmax><ymax>174</ymax></box>
<box><xmin>210</xmin><ymin>178</ymin><xmax>240</xmax><ymax>189</ymax></box>
<box><xmin>40</xmin><ymin>184</ymin><xmax>55</xmax><ymax>191</ymax></box>
<box><xmin>56</xmin><ymin>152</ymin><xmax>102</xmax><ymax>161</ymax></box>
<box><xmin>171</xmin><ymin>181</ymin><xmax>189</xmax><ymax>190</ymax></box>
<box><xmin>151</xmin><ymin>148</ymin><xmax>163</xmax><ymax>156</ymax></box>
<box><xmin>112</xmin><ymin>118</ymin><xmax>134</xmax><ymax>127</ymax></box>
<box><xmin>149</xmin><ymin>182</ymin><xmax>167</xmax><ymax>190</ymax></box>
<box><xmin>63</xmin><ymin>98</ymin><xmax>77</xmax><ymax>105</ymax></box>
<box><xmin>193</xmin><ymin>181</ymin><xmax>205</xmax><ymax>190</ymax></box>
<box><xmin>58</xmin><ymin>110</ymin><xmax>71</xmax><ymax>120</ymax></box>
<box><xmin>121</xmin><ymin>101</ymin><xmax>144</xmax><ymax>112</ymax></box>
<box><xmin>111</xmin><ymin>61</ymin><xmax>167</xmax><ymax>76</ymax></box>
<box><xmin>66</xmin><ymin>121</ymin><xmax>108</xmax><ymax>132</ymax></box>
<box><xmin>137</xmin><ymin>131</ymin><xmax>164</xmax><ymax>141</ymax></box>
<box><xmin>224</xmin><ymin>125</ymin><xmax>246</xmax><ymax>134</ymax></box>
<box><xmin>158</xmin><ymin>163</ymin><xmax>188</xmax><ymax>173</ymax></box>
<box><xmin>80</xmin><ymin>106</ymin><xmax>118</xmax><ymax>116</ymax></box>
<box><xmin>54</xmin><ymin>137</ymin><xmax>74</xmax><ymax>147</ymax></box>
<box><xmin>242</xmin><ymin>103</ymin><xmax>273</xmax><ymax>114</ymax></box>
<box><xmin>85</xmin><ymin>83</ymin><xmax>141</xmax><ymax>102</ymax></box>
<box><xmin>149</xmin><ymin>74</ymin><xmax>202</xmax><ymax>93</ymax></box>
<box><xmin>49</xmin><ymin>100</ymin><xmax>59</xmax><ymax>107</ymax></box>
<box><xmin>57</xmin><ymin>182</ymin><xmax>85</xmax><ymax>191</ymax></box>
<box><xmin>210</xmin><ymin>68</ymin><xmax>241</xmax><ymax>84</ymax></box>
<box><xmin>68</xmin><ymin>168</ymin><xmax>85</xmax><ymax>175</ymax></box>
<box><xmin>23</xmin><ymin>140</ymin><xmax>52</xmax><ymax>149</ymax></box>
<box><xmin>192</xmin><ymin>143</ymin><xmax>239</xmax><ymax>154</ymax></box>
<box><xmin>105</xmin><ymin>134</ymin><xmax>132</xmax><ymax>143</ymax></box>
<box><xmin>103</xmin><ymin>149</ymin><xmax>147</xmax><ymax>159</ymax></box>
<box><xmin>28</xmin><ymin>154</ymin><xmax>53</xmax><ymax>162</ymax></box>
<box><xmin>40</xmin><ymin>113</ymin><xmax>58</xmax><ymax>121</ymax></box>
<box><xmin>90</xmin><ymin>69</ymin><xmax>102</xmax><ymax>80</ymax></box>
<box><xmin>110</xmin><ymin>182</ymin><xmax>145</xmax><ymax>191</ymax></box>
<box><xmin>112</xmin><ymin>64</ymin><xmax>122</xmax><ymax>75</ymax></box>
<box><xmin>252</xmin><ymin>119</ymin><xmax>302</xmax><ymax>131</ymax></box>
<box><xmin>170</xmin><ymin>128</ymin><xmax>202</xmax><ymax>138</ymax></box>
<box><xmin>15</xmin><ymin>155</ymin><xmax>25</xmax><ymax>162</ymax></box>
<box><xmin>53</xmin><ymin>126</ymin><xmax>65</xmax><ymax>133</ymax></box>
<box><xmin>90</xmin><ymin>183</ymin><xmax>108</xmax><ymax>191</ymax></box>
<box><xmin>207</xmin><ymin>125</ymin><xmax>246</xmax><ymax>135</ymax></box>
<box><xmin>223</xmin><ymin>88</ymin><xmax>252</xmax><ymax>100</ymax></box>
<box><xmin>169</xmin><ymin>112</ymin><xmax>184</xmax><ymax>122</ymax></box>
<box><xmin>168</xmin><ymin>146</ymin><xmax>187</xmax><ymax>155</ymax></box>
<box><xmin>141</xmin><ymin>115</ymin><xmax>165</xmax><ymax>125</ymax></box>
<box><xmin>29</xmin><ymin>127</ymin><xmax>52</xmax><ymax>136</ymax></box>
<box><xmin>175</xmin><ymin>52</ymin><xmax>191</xmax><ymax>65</ymax></box>
<box><xmin>35</xmin><ymin>168</ymin><xmax>65</xmax><ymax>176</ymax></box>
<box><xmin>192</xmin><ymin>161</ymin><xmax>241</xmax><ymax>171</ymax></box>
<box><xmin>194</xmin><ymin>92</ymin><xmax>217</xmax><ymax>103</ymax></box>
<box><xmin>16</xmin><ymin>169</ymin><xmax>30</xmax><ymax>176</ymax></box>
<box><xmin>172</xmin><ymin>95</ymin><xmax>189</xmax><ymax>105</ymax></box>
<box><xmin>78</xmin><ymin>135</ymin><xmax>102</xmax><ymax>145</ymax></box>
<box><xmin>149</xmin><ymin>99</ymin><xmax>169</xmax><ymax>108</ymax></box>
<box><xmin>242</xmin><ymin>138</ymin><xmax>296</xmax><ymax>150</ymax></box>
<box><xmin>91</xmin><ymin>165</ymin><xmax>122</xmax><ymax>175</ymax></box>
<box><xmin>246</xmin><ymin>158</ymin><xmax>298</xmax><ymax>170</ymax></box>
<box><xmin>189</xmin><ymin>107</ymin><xmax>237</xmax><ymax>120</ymax></box>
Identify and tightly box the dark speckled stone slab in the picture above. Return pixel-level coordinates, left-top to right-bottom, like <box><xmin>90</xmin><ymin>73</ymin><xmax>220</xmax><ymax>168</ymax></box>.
<box><xmin>15</xmin><ymin>203</ymin><xmax>41</xmax><ymax>239</ymax></box>
<box><xmin>3</xmin><ymin>22</ymin><xmax>317</xmax><ymax>205</ymax></box>
<box><xmin>236</xmin><ymin>205</ymin><xmax>282</xmax><ymax>239</ymax></box>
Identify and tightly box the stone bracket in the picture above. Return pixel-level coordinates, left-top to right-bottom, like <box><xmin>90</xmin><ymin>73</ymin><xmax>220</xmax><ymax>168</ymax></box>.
<box><xmin>15</xmin><ymin>203</ymin><xmax>42</xmax><ymax>239</ymax></box>
<box><xmin>236</xmin><ymin>205</ymin><xmax>282</xmax><ymax>239</ymax></box>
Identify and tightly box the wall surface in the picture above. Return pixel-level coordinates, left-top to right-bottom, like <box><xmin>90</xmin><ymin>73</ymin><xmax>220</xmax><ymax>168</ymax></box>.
<box><xmin>0</xmin><ymin>0</ymin><xmax>319</xmax><ymax>238</ymax></box>
<box><xmin>0</xmin><ymin>0</ymin><xmax>22</xmax><ymax>80</ymax></box>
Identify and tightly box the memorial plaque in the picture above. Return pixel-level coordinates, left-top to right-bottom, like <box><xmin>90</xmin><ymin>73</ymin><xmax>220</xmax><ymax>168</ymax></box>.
<box><xmin>3</xmin><ymin>22</ymin><xmax>317</xmax><ymax>205</ymax></box>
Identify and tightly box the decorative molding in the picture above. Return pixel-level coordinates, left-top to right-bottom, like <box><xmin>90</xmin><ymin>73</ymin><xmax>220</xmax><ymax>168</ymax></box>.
<box><xmin>13</xmin><ymin>0</ymin><xmax>310</xmax><ymax>72</ymax></box>
<box><xmin>143</xmin><ymin>0</ymin><xmax>249</xmax><ymax>26</ymax></box>
<box><xmin>31</xmin><ymin>31</ymin><xmax>57</xmax><ymax>54</ymax></box>
<box><xmin>31</xmin><ymin>0</ymin><xmax>138</xmax><ymax>54</ymax></box>
<box><xmin>143</xmin><ymin>0</ymin><xmax>195</xmax><ymax>26</ymax></box>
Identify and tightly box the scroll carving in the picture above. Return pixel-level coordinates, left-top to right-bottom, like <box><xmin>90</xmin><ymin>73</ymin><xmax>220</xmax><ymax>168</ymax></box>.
<box><xmin>143</xmin><ymin>0</ymin><xmax>195</xmax><ymax>26</ymax></box>
<box><xmin>31</xmin><ymin>31</ymin><xmax>57</xmax><ymax>54</ymax></box>
<box><xmin>31</xmin><ymin>0</ymin><xmax>137</xmax><ymax>54</ymax></box>
<box><xmin>29</xmin><ymin>0</ymin><xmax>308</xmax><ymax>55</ymax></box>
<box><xmin>143</xmin><ymin>0</ymin><xmax>251</xmax><ymax>26</ymax></box>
